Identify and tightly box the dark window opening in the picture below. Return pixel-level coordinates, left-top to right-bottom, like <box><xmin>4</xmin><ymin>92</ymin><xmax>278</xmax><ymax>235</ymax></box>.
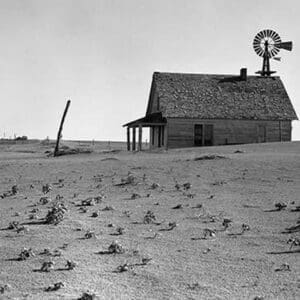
<box><xmin>204</xmin><ymin>124</ymin><xmax>213</xmax><ymax>146</ymax></box>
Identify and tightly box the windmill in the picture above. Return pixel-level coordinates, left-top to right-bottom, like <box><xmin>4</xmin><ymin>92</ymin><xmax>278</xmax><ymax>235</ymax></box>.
<box><xmin>253</xmin><ymin>29</ymin><xmax>293</xmax><ymax>76</ymax></box>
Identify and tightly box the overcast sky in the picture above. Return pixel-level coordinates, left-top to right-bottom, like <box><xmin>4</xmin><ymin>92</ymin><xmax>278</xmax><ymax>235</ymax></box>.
<box><xmin>0</xmin><ymin>0</ymin><xmax>299</xmax><ymax>141</ymax></box>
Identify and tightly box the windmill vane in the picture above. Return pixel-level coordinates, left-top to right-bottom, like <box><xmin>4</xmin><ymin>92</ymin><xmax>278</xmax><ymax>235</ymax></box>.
<box><xmin>253</xmin><ymin>29</ymin><xmax>293</xmax><ymax>76</ymax></box>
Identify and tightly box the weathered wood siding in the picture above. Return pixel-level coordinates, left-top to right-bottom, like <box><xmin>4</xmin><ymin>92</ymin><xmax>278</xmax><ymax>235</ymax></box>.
<box><xmin>149</xmin><ymin>126</ymin><xmax>167</xmax><ymax>150</ymax></box>
<box><xmin>166</xmin><ymin>118</ymin><xmax>292</xmax><ymax>148</ymax></box>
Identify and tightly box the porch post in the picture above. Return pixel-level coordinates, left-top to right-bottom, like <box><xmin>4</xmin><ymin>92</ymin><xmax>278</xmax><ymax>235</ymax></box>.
<box><xmin>132</xmin><ymin>127</ymin><xmax>136</xmax><ymax>151</ymax></box>
<box><xmin>127</xmin><ymin>127</ymin><xmax>130</xmax><ymax>151</ymax></box>
<box><xmin>138</xmin><ymin>124</ymin><xmax>142</xmax><ymax>151</ymax></box>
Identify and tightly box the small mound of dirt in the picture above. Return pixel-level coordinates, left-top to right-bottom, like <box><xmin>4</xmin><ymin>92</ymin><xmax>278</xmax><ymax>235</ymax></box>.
<box><xmin>193</xmin><ymin>154</ymin><xmax>227</xmax><ymax>161</ymax></box>
<box><xmin>48</xmin><ymin>145</ymin><xmax>93</xmax><ymax>156</ymax></box>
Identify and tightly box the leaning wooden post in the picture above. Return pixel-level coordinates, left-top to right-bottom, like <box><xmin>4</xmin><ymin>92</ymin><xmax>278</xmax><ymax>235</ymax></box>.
<box><xmin>138</xmin><ymin>124</ymin><xmax>142</xmax><ymax>151</ymax></box>
<box><xmin>127</xmin><ymin>127</ymin><xmax>130</xmax><ymax>151</ymax></box>
<box><xmin>54</xmin><ymin>100</ymin><xmax>71</xmax><ymax>157</ymax></box>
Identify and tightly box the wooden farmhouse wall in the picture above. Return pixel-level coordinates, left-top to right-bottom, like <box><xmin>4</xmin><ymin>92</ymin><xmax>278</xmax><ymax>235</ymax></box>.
<box><xmin>166</xmin><ymin>118</ymin><xmax>291</xmax><ymax>148</ymax></box>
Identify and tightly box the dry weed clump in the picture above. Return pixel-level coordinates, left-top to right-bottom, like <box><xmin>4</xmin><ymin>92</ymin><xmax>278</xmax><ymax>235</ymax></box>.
<box><xmin>8</xmin><ymin>221</ymin><xmax>20</xmax><ymax>230</ymax></box>
<box><xmin>131</xmin><ymin>193</ymin><xmax>141</xmax><ymax>200</ymax></box>
<box><xmin>18</xmin><ymin>248</ymin><xmax>35</xmax><ymax>261</ymax></box>
<box><xmin>40</xmin><ymin>248</ymin><xmax>62</xmax><ymax>257</ymax></box>
<box><xmin>174</xmin><ymin>183</ymin><xmax>181</xmax><ymax>191</ymax></box>
<box><xmin>45</xmin><ymin>203</ymin><xmax>67</xmax><ymax>225</ymax></box>
<box><xmin>11</xmin><ymin>185</ymin><xmax>18</xmax><ymax>195</ymax></box>
<box><xmin>16</xmin><ymin>225</ymin><xmax>28</xmax><ymax>233</ymax></box>
<box><xmin>84</xmin><ymin>231</ymin><xmax>96</xmax><ymax>239</ymax></box>
<box><xmin>29</xmin><ymin>214</ymin><xmax>38</xmax><ymax>220</ymax></box>
<box><xmin>8</xmin><ymin>221</ymin><xmax>28</xmax><ymax>233</ymax></box>
<box><xmin>81</xmin><ymin>196</ymin><xmax>103</xmax><ymax>206</ymax></box>
<box><xmin>275</xmin><ymin>263</ymin><xmax>290</xmax><ymax>272</ymax></box>
<box><xmin>79</xmin><ymin>207</ymin><xmax>88</xmax><ymax>213</ymax></box>
<box><xmin>45</xmin><ymin>282</ymin><xmax>64</xmax><ymax>292</ymax></box>
<box><xmin>151</xmin><ymin>183</ymin><xmax>160</xmax><ymax>189</ymax></box>
<box><xmin>222</xmin><ymin>218</ymin><xmax>233</xmax><ymax>230</ymax></box>
<box><xmin>203</xmin><ymin>228</ymin><xmax>216</xmax><ymax>239</ymax></box>
<box><xmin>143</xmin><ymin>210</ymin><xmax>156</xmax><ymax>224</ymax></box>
<box><xmin>115</xmin><ymin>256</ymin><xmax>152</xmax><ymax>273</ymax></box>
<box><xmin>115</xmin><ymin>173</ymin><xmax>136</xmax><ymax>186</ymax></box>
<box><xmin>183</xmin><ymin>182</ymin><xmax>191</xmax><ymax>190</ymax></box>
<box><xmin>0</xmin><ymin>284</ymin><xmax>11</xmax><ymax>294</ymax></box>
<box><xmin>91</xmin><ymin>211</ymin><xmax>99</xmax><ymax>218</ymax></box>
<box><xmin>56</xmin><ymin>194</ymin><xmax>63</xmax><ymax>200</ymax></box>
<box><xmin>123</xmin><ymin>210</ymin><xmax>131</xmax><ymax>217</ymax></box>
<box><xmin>287</xmin><ymin>237</ymin><xmax>300</xmax><ymax>250</ymax></box>
<box><xmin>102</xmin><ymin>205</ymin><xmax>114</xmax><ymax>211</ymax></box>
<box><xmin>112</xmin><ymin>227</ymin><xmax>125</xmax><ymax>236</ymax></box>
<box><xmin>65</xmin><ymin>260</ymin><xmax>77</xmax><ymax>270</ymax></box>
<box><xmin>159</xmin><ymin>222</ymin><xmax>177</xmax><ymax>231</ymax></box>
<box><xmin>108</xmin><ymin>241</ymin><xmax>125</xmax><ymax>254</ymax></box>
<box><xmin>241</xmin><ymin>224</ymin><xmax>250</xmax><ymax>233</ymax></box>
<box><xmin>39</xmin><ymin>197</ymin><xmax>51</xmax><ymax>205</ymax></box>
<box><xmin>275</xmin><ymin>202</ymin><xmax>287</xmax><ymax>211</ymax></box>
<box><xmin>138</xmin><ymin>257</ymin><xmax>152</xmax><ymax>266</ymax></box>
<box><xmin>40</xmin><ymin>261</ymin><xmax>55</xmax><ymax>272</ymax></box>
<box><xmin>42</xmin><ymin>184</ymin><xmax>52</xmax><ymax>194</ymax></box>
<box><xmin>77</xmin><ymin>291</ymin><xmax>96</xmax><ymax>300</ymax></box>
<box><xmin>116</xmin><ymin>263</ymin><xmax>129</xmax><ymax>273</ymax></box>
<box><xmin>0</xmin><ymin>185</ymin><xmax>18</xmax><ymax>198</ymax></box>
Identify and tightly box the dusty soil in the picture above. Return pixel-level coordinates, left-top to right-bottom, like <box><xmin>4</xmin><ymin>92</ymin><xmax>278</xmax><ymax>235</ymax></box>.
<box><xmin>0</xmin><ymin>141</ymin><xmax>299</xmax><ymax>300</ymax></box>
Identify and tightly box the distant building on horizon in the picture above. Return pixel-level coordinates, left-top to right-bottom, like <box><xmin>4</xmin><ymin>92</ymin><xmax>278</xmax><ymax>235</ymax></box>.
<box><xmin>123</xmin><ymin>69</ymin><xmax>298</xmax><ymax>150</ymax></box>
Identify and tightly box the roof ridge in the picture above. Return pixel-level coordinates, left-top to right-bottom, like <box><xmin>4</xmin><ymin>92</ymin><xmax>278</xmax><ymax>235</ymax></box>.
<box><xmin>153</xmin><ymin>71</ymin><xmax>280</xmax><ymax>78</ymax></box>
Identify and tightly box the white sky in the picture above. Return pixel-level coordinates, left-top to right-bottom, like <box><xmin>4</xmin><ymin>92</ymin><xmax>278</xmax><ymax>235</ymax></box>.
<box><xmin>0</xmin><ymin>0</ymin><xmax>299</xmax><ymax>141</ymax></box>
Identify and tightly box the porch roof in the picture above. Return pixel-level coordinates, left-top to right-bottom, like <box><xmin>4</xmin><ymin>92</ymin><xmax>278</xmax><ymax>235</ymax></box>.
<box><xmin>123</xmin><ymin>113</ymin><xmax>166</xmax><ymax>127</ymax></box>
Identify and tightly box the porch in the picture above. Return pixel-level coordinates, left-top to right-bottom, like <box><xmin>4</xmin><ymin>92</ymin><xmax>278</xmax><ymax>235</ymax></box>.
<box><xmin>123</xmin><ymin>113</ymin><xmax>167</xmax><ymax>151</ymax></box>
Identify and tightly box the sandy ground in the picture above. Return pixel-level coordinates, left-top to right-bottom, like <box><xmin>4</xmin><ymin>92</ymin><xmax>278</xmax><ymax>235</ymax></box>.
<box><xmin>0</xmin><ymin>140</ymin><xmax>299</xmax><ymax>300</ymax></box>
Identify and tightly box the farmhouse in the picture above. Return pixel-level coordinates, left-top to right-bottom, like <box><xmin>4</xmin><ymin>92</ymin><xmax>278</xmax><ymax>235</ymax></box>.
<box><xmin>123</xmin><ymin>69</ymin><xmax>298</xmax><ymax>150</ymax></box>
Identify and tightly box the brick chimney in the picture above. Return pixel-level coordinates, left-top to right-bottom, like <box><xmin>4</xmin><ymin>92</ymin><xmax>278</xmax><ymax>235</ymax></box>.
<box><xmin>240</xmin><ymin>68</ymin><xmax>247</xmax><ymax>81</ymax></box>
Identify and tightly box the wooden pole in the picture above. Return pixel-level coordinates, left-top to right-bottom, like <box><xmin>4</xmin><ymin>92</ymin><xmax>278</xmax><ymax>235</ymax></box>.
<box><xmin>127</xmin><ymin>127</ymin><xmax>130</xmax><ymax>151</ymax></box>
<box><xmin>138</xmin><ymin>124</ymin><xmax>142</xmax><ymax>151</ymax></box>
<box><xmin>132</xmin><ymin>127</ymin><xmax>136</xmax><ymax>151</ymax></box>
<box><xmin>54</xmin><ymin>100</ymin><xmax>71</xmax><ymax>157</ymax></box>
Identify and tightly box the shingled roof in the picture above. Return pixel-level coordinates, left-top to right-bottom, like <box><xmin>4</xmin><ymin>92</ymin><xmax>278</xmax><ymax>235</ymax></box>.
<box><xmin>147</xmin><ymin>72</ymin><xmax>298</xmax><ymax>120</ymax></box>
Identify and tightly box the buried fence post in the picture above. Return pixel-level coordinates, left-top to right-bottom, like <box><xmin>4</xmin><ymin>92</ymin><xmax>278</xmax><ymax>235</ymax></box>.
<box><xmin>54</xmin><ymin>100</ymin><xmax>71</xmax><ymax>157</ymax></box>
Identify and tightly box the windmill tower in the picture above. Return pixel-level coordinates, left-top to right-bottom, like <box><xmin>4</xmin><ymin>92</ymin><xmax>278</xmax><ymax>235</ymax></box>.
<box><xmin>253</xmin><ymin>29</ymin><xmax>293</xmax><ymax>76</ymax></box>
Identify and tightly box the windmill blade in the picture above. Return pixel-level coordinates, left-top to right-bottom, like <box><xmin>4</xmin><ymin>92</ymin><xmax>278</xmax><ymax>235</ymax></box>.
<box><xmin>273</xmin><ymin>57</ymin><xmax>281</xmax><ymax>61</ymax></box>
<box><xmin>272</xmin><ymin>31</ymin><xmax>281</xmax><ymax>43</ymax></box>
<box><xmin>257</xmin><ymin>31</ymin><xmax>264</xmax><ymax>40</ymax></box>
<box><xmin>254</xmin><ymin>37</ymin><xmax>261</xmax><ymax>45</ymax></box>
<box><xmin>258</xmin><ymin>48</ymin><xmax>264</xmax><ymax>57</ymax></box>
<box><xmin>274</xmin><ymin>41</ymin><xmax>293</xmax><ymax>51</ymax></box>
<box><xmin>270</xmin><ymin>48</ymin><xmax>277</xmax><ymax>57</ymax></box>
<box><xmin>263</xmin><ymin>30</ymin><xmax>268</xmax><ymax>38</ymax></box>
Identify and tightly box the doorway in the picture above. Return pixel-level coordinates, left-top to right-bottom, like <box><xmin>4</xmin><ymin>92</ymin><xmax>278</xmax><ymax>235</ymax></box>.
<box><xmin>194</xmin><ymin>124</ymin><xmax>214</xmax><ymax>146</ymax></box>
<box><xmin>194</xmin><ymin>124</ymin><xmax>203</xmax><ymax>146</ymax></box>
<box><xmin>258</xmin><ymin>125</ymin><xmax>266</xmax><ymax>143</ymax></box>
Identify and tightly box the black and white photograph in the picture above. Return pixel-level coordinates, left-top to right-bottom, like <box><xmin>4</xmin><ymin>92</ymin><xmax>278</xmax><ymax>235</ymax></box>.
<box><xmin>0</xmin><ymin>0</ymin><xmax>299</xmax><ymax>299</ymax></box>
